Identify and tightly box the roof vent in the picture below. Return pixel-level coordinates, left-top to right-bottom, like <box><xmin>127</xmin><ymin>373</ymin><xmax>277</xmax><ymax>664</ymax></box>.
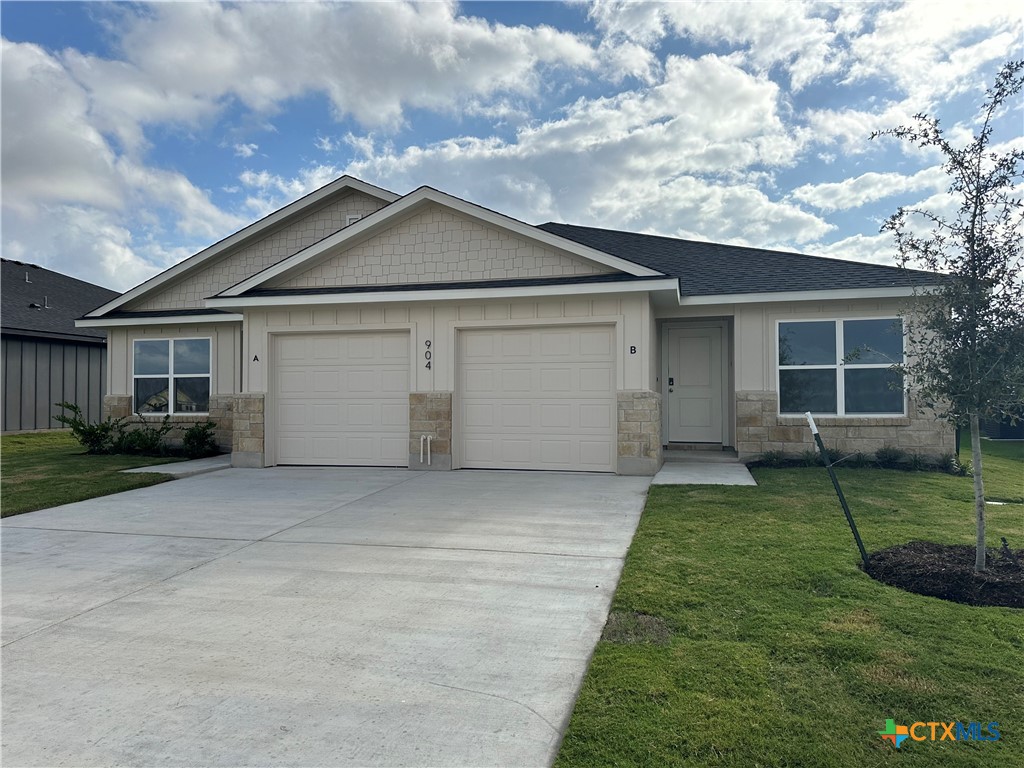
<box><xmin>25</xmin><ymin>271</ymin><xmax>31</xmax><ymax>283</ymax></box>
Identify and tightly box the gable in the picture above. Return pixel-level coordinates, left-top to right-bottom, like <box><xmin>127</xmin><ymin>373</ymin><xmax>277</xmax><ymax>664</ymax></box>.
<box><xmin>269</xmin><ymin>204</ymin><xmax>617</xmax><ymax>290</ymax></box>
<box><xmin>130</xmin><ymin>190</ymin><xmax>389</xmax><ymax>311</ymax></box>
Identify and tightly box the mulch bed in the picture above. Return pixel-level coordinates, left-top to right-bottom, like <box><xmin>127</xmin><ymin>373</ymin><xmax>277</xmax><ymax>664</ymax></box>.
<box><xmin>866</xmin><ymin>540</ymin><xmax>1024</xmax><ymax>609</ymax></box>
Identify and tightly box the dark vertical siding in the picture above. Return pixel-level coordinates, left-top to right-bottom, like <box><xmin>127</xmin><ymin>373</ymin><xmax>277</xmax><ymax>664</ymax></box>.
<box><xmin>1</xmin><ymin>336</ymin><xmax>107</xmax><ymax>431</ymax></box>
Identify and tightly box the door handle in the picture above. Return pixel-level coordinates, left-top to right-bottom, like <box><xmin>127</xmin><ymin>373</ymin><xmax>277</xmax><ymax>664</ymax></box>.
<box><xmin>669</xmin><ymin>388</ymin><xmax>674</xmax><ymax>393</ymax></box>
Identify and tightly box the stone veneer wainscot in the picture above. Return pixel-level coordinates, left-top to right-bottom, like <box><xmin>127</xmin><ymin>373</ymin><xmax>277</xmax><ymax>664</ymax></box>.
<box><xmin>734</xmin><ymin>390</ymin><xmax>955</xmax><ymax>460</ymax></box>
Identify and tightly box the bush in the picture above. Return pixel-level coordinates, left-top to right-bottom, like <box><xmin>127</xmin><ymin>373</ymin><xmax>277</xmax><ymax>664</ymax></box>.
<box><xmin>847</xmin><ymin>451</ymin><xmax>870</xmax><ymax>468</ymax></box>
<box><xmin>874</xmin><ymin>444</ymin><xmax>906</xmax><ymax>469</ymax></box>
<box><xmin>182</xmin><ymin>420</ymin><xmax>219</xmax><ymax>459</ymax></box>
<box><xmin>908</xmin><ymin>452</ymin><xmax>929</xmax><ymax>471</ymax></box>
<box><xmin>942</xmin><ymin>453</ymin><xmax>972</xmax><ymax>476</ymax></box>
<box><xmin>116</xmin><ymin>415</ymin><xmax>174</xmax><ymax>455</ymax></box>
<box><xmin>759</xmin><ymin>450</ymin><xmax>787</xmax><ymax>468</ymax></box>
<box><xmin>53</xmin><ymin>402</ymin><xmax>126</xmax><ymax>454</ymax></box>
<box><xmin>800</xmin><ymin>449</ymin><xmax>821</xmax><ymax>467</ymax></box>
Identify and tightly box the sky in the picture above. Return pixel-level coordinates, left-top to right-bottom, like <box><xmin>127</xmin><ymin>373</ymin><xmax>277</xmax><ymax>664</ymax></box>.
<box><xmin>1</xmin><ymin>0</ymin><xmax>1022</xmax><ymax>292</ymax></box>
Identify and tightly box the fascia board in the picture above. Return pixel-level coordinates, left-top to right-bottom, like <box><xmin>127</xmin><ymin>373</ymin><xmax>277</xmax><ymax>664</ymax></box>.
<box><xmin>677</xmin><ymin>286</ymin><xmax>929</xmax><ymax>306</ymax></box>
<box><xmin>205</xmin><ymin>279</ymin><xmax>681</xmax><ymax>308</ymax></box>
<box><xmin>76</xmin><ymin>313</ymin><xmax>244</xmax><ymax>328</ymax></box>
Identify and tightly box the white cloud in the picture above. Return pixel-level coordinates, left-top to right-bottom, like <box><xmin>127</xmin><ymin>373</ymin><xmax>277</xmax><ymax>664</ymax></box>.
<box><xmin>791</xmin><ymin>166</ymin><xmax>948</xmax><ymax>212</ymax></box>
<box><xmin>844</xmin><ymin>0</ymin><xmax>1022</xmax><ymax>105</ymax></box>
<box><xmin>72</xmin><ymin>0</ymin><xmax>598</xmax><ymax>134</ymax></box>
<box><xmin>333</xmin><ymin>54</ymin><xmax>828</xmax><ymax>245</ymax></box>
<box><xmin>233</xmin><ymin>143</ymin><xmax>258</xmax><ymax>158</ymax></box>
<box><xmin>314</xmin><ymin>135</ymin><xmax>336</xmax><ymax>153</ymax></box>
<box><xmin>0</xmin><ymin>39</ymin><xmax>242</xmax><ymax>289</ymax></box>
<box><xmin>588</xmin><ymin>0</ymin><xmax>844</xmax><ymax>90</ymax></box>
<box><xmin>810</xmin><ymin>232</ymin><xmax>898</xmax><ymax>266</ymax></box>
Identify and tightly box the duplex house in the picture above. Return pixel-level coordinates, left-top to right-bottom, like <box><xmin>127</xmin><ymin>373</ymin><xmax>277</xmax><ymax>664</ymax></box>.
<box><xmin>78</xmin><ymin>176</ymin><xmax>953</xmax><ymax>474</ymax></box>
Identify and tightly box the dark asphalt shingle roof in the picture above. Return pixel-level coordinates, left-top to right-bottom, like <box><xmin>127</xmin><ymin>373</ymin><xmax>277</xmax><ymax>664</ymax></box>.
<box><xmin>2</xmin><ymin>259</ymin><xmax>120</xmax><ymax>341</ymax></box>
<box><xmin>538</xmin><ymin>223</ymin><xmax>942</xmax><ymax>297</ymax></box>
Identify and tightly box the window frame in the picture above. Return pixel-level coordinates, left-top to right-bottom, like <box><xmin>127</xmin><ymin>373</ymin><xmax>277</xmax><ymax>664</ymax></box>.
<box><xmin>776</xmin><ymin>317</ymin><xmax>906</xmax><ymax>417</ymax></box>
<box><xmin>132</xmin><ymin>337</ymin><xmax>213</xmax><ymax>416</ymax></box>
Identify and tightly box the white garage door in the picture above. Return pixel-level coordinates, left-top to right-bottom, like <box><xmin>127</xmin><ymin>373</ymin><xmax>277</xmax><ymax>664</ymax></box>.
<box><xmin>458</xmin><ymin>325</ymin><xmax>616</xmax><ymax>471</ymax></box>
<box><xmin>274</xmin><ymin>332</ymin><xmax>409</xmax><ymax>466</ymax></box>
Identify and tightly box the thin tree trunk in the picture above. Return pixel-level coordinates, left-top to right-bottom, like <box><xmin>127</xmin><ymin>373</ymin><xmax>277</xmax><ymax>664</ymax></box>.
<box><xmin>970</xmin><ymin>412</ymin><xmax>987</xmax><ymax>572</ymax></box>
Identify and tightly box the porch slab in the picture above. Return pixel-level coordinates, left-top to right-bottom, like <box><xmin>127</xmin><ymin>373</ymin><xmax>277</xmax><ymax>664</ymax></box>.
<box><xmin>652</xmin><ymin>462</ymin><xmax>757</xmax><ymax>486</ymax></box>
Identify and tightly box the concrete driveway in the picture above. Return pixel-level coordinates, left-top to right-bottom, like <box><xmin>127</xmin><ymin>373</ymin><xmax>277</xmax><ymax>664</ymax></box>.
<box><xmin>1</xmin><ymin>468</ymin><xmax>649</xmax><ymax>767</ymax></box>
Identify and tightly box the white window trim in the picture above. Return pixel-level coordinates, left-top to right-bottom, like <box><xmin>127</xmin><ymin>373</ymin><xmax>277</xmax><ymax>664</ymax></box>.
<box><xmin>132</xmin><ymin>337</ymin><xmax>213</xmax><ymax>416</ymax></box>
<box><xmin>776</xmin><ymin>317</ymin><xmax>906</xmax><ymax>418</ymax></box>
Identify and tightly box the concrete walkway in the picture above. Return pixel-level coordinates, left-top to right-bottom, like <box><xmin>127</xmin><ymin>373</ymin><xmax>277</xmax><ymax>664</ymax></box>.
<box><xmin>122</xmin><ymin>453</ymin><xmax>231</xmax><ymax>477</ymax></box>
<box><xmin>1</xmin><ymin>468</ymin><xmax>650</xmax><ymax>767</ymax></box>
<box><xmin>652</xmin><ymin>460</ymin><xmax>757</xmax><ymax>485</ymax></box>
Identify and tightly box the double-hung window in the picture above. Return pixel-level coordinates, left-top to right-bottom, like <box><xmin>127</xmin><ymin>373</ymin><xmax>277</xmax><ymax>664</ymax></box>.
<box><xmin>778</xmin><ymin>319</ymin><xmax>904</xmax><ymax>415</ymax></box>
<box><xmin>133</xmin><ymin>338</ymin><xmax>211</xmax><ymax>415</ymax></box>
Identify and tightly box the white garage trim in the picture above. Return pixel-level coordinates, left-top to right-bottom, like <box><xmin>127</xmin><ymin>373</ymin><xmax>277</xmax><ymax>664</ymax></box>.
<box><xmin>455</xmin><ymin>325</ymin><xmax>617</xmax><ymax>472</ymax></box>
<box><xmin>269</xmin><ymin>330</ymin><xmax>410</xmax><ymax>466</ymax></box>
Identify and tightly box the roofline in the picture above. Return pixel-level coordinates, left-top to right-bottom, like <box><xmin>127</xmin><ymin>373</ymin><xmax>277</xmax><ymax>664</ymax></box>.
<box><xmin>205</xmin><ymin>279</ymin><xmax>680</xmax><ymax>308</ymax></box>
<box><xmin>2</xmin><ymin>328</ymin><xmax>108</xmax><ymax>344</ymax></box>
<box><xmin>540</xmin><ymin>222</ymin><xmax>940</xmax><ymax>281</ymax></box>
<box><xmin>217</xmin><ymin>187</ymin><xmax>663</xmax><ymax>296</ymax></box>
<box><xmin>84</xmin><ymin>176</ymin><xmax>399</xmax><ymax>318</ymax></box>
<box><xmin>677</xmin><ymin>286</ymin><xmax>930</xmax><ymax>306</ymax></box>
<box><xmin>76</xmin><ymin>313</ymin><xmax>244</xmax><ymax>328</ymax></box>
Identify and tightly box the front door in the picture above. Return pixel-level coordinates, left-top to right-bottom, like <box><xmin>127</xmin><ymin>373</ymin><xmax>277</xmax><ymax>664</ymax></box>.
<box><xmin>667</xmin><ymin>326</ymin><xmax>723</xmax><ymax>443</ymax></box>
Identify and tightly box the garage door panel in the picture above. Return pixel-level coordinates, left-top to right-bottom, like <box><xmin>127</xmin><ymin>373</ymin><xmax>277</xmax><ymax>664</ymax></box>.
<box><xmin>579</xmin><ymin>403</ymin><xmax>614</xmax><ymax>429</ymax></box>
<box><xmin>459</xmin><ymin>326</ymin><xmax>615</xmax><ymax>472</ymax></box>
<box><xmin>275</xmin><ymin>332</ymin><xmax>409</xmax><ymax>466</ymax></box>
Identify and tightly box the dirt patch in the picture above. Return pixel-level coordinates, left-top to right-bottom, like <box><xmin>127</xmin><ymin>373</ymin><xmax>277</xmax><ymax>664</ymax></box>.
<box><xmin>866</xmin><ymin>540</ymin><xmax>1024</xmax><ymax>609</ymax></box>
<box><xmin>602</xmin><ymin>611</ymin><xmax>673</xmax><ymax>645</ymax></box>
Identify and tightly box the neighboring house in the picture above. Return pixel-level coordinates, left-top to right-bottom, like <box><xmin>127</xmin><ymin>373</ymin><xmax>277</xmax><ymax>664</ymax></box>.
<box><xmin>77</xmin><ymin>176</ymin><xmax>953</xmax><ymax>474</ymax></box>
<box><xmin>2</xmin><ymin>259</ymin><xmax>119</xmax><ymax>431</ymax></box>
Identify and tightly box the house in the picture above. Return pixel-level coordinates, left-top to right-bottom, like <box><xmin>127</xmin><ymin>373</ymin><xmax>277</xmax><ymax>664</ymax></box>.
<box><xmin>76</xmin><ymin>176</ymin><xmax>954</xmax><ymax>474</ymax></box>
<box><xmin>2</xmin><ymin>259</ymin><xmax>120</xmax><ymax>432</ymax></box>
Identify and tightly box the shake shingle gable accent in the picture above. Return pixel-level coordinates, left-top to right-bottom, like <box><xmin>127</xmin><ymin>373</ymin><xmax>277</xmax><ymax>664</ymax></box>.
<box><xmin>537</xmin><ymin>223</ymin><xmax>942</xmax><ymax>297</ymax></box>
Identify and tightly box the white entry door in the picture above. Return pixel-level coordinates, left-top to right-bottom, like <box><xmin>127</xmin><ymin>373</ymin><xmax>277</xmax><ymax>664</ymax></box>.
<box><xmin>274</xmin><ymin>332</ymin><xmax>409</xmax><ymax>465</ymax></box>
<box><xmin>458</xmin><ymin>325</ymin><xmax>616</xmax><ymax>471</ymax></box>
<box><xmin>667</xmin><ymin>326</ymin><xmax>723</xmax><ymax>443</ymax></box>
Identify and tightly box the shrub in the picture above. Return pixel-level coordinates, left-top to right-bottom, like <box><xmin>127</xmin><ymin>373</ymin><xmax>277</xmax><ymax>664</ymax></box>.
<box><xmin>53</xmin><ymin>402</ymin><xmax>126</xmax><ymax>454</ymax></box>
<box><xmin>182</xmin><ymin>420</ymin><xmax>219</xmax><ymax>459</ymax></box>
<box><xmin>941</xmin><ymin>453</ymin><xmax>971</xmax><ymax>476</ymax></box>
<box><xmin>117</xmin><ymin>414</ymin><xmax>174</xmax><ymax>455</ymax></box>
<box><xmin>874</xmin><ymin>444</ymin><xmax>906</xmax><ymax>469</ymax></box>
<box><xmin>908</xmin><ymin>452</ymin><xmax>929</xmax><ymax>471</ymax></box>
<box><xmin>759</xmin><ymin>450</ymin><xmax>787</xmax><ymax>468</ymax></box>
<box><xmin>800</xmin><ymin>449</ymin><xmax>822</xmax><ymax>467</ymax></box>
<box><xmin>848</xmin><ymin>451</ymin><xmax>870</xmax><ymax>468</ymax></box>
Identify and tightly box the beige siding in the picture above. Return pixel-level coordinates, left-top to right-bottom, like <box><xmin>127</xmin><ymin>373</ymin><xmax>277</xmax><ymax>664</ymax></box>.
<box><xmin>245</xmin><ymin>294</ymin><xmax>650</xmax><ymax>467</ymax></box>
<box><xmin>107</xmin><ymin>323</ymin><xmax>241</xmax><ymax>398</ymax></box>
<box><xmin>244</xmin><ymin>295</ymin><xmax>651</xmax><ymax>390</ymax></box>
<box><xmin>657</xmin><ymin>297</ymin><xmax>910</xmax><ymax>393</ymax></box>
<box><xmin>272</xmin><ymin>204</ymin><xmax>616</xmax><ymax>289</ymax></box>
<box><xmin>131</xmin><ymin>192</ymin><xmax>388</xmax><ymax>311</ymax></box>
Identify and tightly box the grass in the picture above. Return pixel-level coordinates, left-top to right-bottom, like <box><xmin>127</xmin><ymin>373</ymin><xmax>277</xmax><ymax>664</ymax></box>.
<box><xmin>0</xmin><ymin>431</ymin><xmax>182</xmax><ymax>517</ymax></box>
<box><xmin>556</xmin><ymin>440</ymin><xmax>1024</xmax><ymax>767</ymax></box>
<box><xmin>961</xmin><ymin>438</ymin><xmax>1024</xmax><ymax>502</ymax></box>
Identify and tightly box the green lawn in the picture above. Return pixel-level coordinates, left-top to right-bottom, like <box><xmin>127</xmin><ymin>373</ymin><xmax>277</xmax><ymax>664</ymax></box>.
<box><xmin>556</xmin><ymin>441</ymin><xmax>1024</xmax><ymax>767</ymax></box>
<box><xmin>1</xmin><ymin>431</ymin><xmax>181</xmax><ymax>517</ymax></box>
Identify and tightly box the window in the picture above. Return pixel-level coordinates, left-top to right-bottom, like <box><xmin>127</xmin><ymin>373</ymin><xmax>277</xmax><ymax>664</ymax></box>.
<box><xmin>778</xmin><ymin>319</ymin><xmax>904</xmax><ymax>415</ymax></box>
<box><xmin>133</xmin><ymin>338</ymin><xmax>211</xmax><ymax>415</ymax></box>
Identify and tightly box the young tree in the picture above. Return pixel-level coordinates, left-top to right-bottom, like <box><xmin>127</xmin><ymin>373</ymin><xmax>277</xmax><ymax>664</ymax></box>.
<box><xmin>872</xmin><ymin>61</ymin><xmax>1024</xmax><ymax>572</ymax></box>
